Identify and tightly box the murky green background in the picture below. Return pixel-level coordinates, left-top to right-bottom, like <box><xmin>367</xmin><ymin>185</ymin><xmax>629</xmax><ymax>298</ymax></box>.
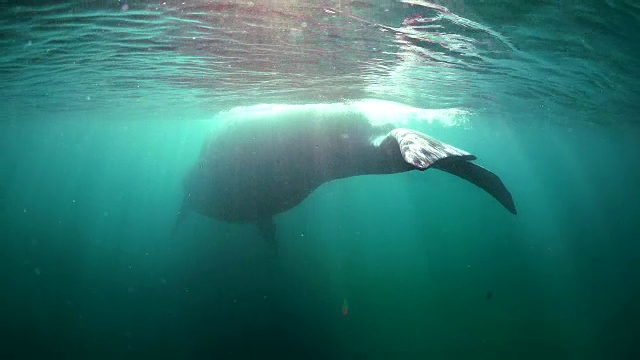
<box><xmin>1</xmin><ymin>1</ymin><xmax>639</xmax><ymax>358</ymax></box>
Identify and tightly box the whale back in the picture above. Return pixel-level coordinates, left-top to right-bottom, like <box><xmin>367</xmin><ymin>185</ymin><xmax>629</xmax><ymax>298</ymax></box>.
<box><xmin>183</xmin><ymin>107</ymin><xmax>392</xmax><ymax>223</ymax></box>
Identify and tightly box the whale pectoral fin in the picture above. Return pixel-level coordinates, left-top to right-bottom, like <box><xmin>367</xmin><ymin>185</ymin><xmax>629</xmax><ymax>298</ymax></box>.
<box><xmin>171</xmin><ymin>196</ymin><xmax>191</xmax><ymax>239</ymax></box>
<box><xmin>432</xmin><ymin>160</ymin><xmax>517</xmax><ymax>214</ymax></box>
<box><xmin>390</xmin><ymin>128</ymin><xmax>476</xmax><ymax>170</ymax></box>
<box><xmin>257</xmin><ymin>217</ymin><xmax>277</xmax><ymax>243</ymax></box>
<box><xmin>391</xmin><ymin>128</ymin><xmax>517</xmax><ymax>214</ymax></box>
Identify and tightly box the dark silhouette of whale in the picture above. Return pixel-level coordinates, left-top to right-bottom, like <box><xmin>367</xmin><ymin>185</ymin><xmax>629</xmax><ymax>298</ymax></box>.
<box><xmin>178</xmin><ymin>103</ymin><xmax>516</xmax><ymax>241</ymax></box>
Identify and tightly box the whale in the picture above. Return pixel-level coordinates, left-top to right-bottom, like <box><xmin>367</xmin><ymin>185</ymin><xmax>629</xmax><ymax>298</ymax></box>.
<box><xmin>177</xmin><ymin>103</ymin><xmax>516</xmax><ymax>241</ymax></box>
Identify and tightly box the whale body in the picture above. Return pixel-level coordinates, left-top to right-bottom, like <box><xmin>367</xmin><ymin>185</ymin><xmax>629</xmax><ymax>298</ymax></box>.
<box><xmin>179</xmin><ymin>103</ymin><xmax>516</xmax><ymax>240</ymax></box>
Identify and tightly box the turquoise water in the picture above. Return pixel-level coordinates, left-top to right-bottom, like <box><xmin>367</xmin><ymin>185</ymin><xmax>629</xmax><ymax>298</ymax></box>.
<box><xmin>1</xmin><ymin>1</ymin><xmax>639</xmax><ymax>358</ymax></box>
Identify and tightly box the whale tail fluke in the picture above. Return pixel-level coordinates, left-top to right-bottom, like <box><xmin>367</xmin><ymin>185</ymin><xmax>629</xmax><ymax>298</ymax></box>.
<box><xmin>433</xmin><ymin>160</ymin><xmax>517</xmax><ymax>215</ymax></box>
<box><xmin>389</xmin><ymin>128</ymin><xmax>517</xmax><ymax>215</ymax></box>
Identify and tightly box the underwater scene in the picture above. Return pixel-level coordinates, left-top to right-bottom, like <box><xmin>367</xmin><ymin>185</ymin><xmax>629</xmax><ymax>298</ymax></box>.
<box><xmin>1</xmin><ymin>0</ymin><xmax>639</xmax><ymax>359</ymax></box>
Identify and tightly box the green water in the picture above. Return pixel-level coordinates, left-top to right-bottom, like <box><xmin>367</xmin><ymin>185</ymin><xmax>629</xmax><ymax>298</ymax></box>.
<box><xmin>1</xmin><ymin>1</ymin><xmax>639</xmax><ymax>359</ymax></box>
